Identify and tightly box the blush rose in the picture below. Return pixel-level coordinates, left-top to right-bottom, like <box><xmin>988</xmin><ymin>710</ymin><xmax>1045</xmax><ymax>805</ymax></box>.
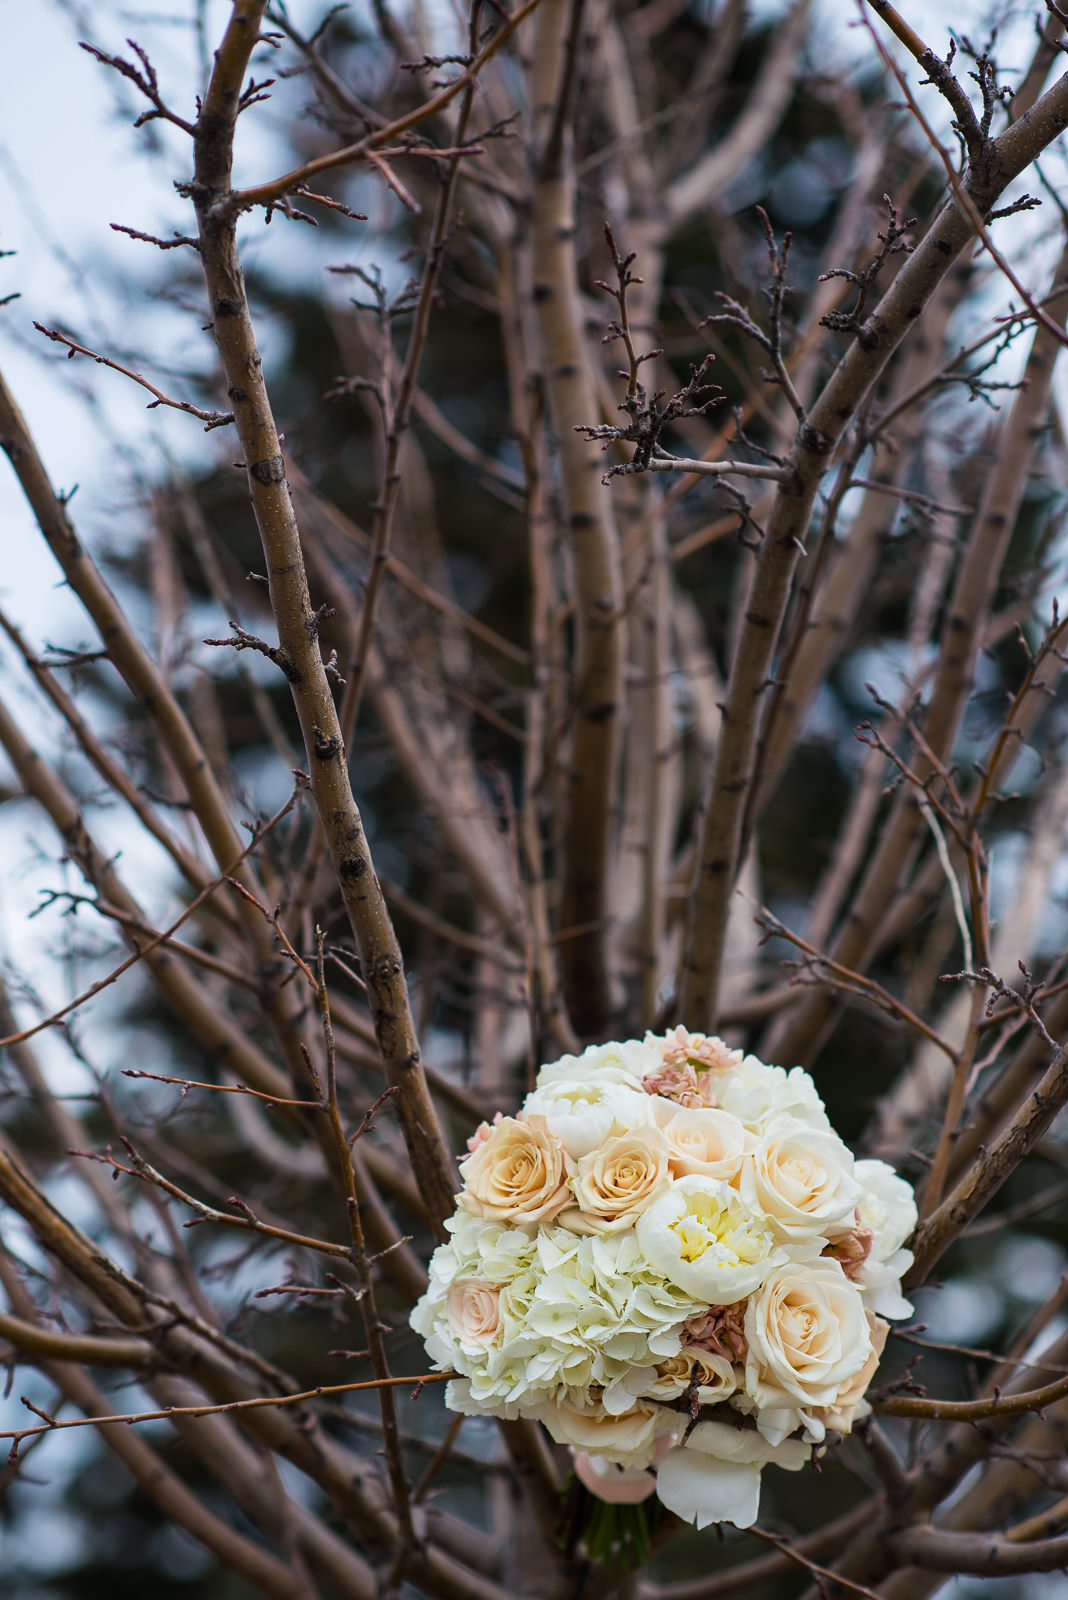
<box><xmin>446</xmin><ymin>1281</ymin><xmax>502</xmax><ymax>1348</ymax></box>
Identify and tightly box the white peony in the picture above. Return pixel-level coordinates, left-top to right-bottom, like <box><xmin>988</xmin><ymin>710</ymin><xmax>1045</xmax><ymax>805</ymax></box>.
<box><xmin>521</xmin><ymin>1078</ymin><xmax>656</xmax><ymax>1159</ymax></box>
<box><xmin>855</xmin><ymin>1159</ymin><xmax>917</xmax><ymax>1254</ymax></box>
<box><xmin>717</xmin><ymin>1058</ymin><xmax>832</xmax><ymax>1133</ymax></box>
<box><xmin>535</xmin><ymin>1039</ymin><xmax>661</xmax><ymax>1090</ymax></box>
<box><xmin>637</xmin><ymin>1175</ymin><xmax>787</xmax><ymax>1302</ymax></box>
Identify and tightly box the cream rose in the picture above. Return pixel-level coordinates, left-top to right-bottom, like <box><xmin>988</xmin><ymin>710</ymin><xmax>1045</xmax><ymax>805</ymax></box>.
<box><xmin>459</xmin><ymin>1116</ymin><xmax>572</xmax><ymax>1223</ymax></box>
<box><xmin>744</xmin><ymin>1257</ymin><xmax>873</xmax><ymax>1415</ymax></box>
<box><xmin>446</xmin><ymin>1280</ymin><xmax>502</xmax><ymax>1348</ymax></box>
<box><xmin>654</xmin><ymin>1104</ymin><xmax>749</xmax><ymax>1181</ymax></box>
<box><xmin>809</xmin><ymin>1311</ymin><xmax>890</xmax><ymax>1437</ymax></box>
<box><xmin>561</xmin><ymin>1127</ymin><xmax>672</xmax><ymax>1233</ymax></box>
<box><xmin>739</xmin><ymin>1121</ymin><xmax>859</xmax><ymax>1242</ymax></box>
<box><xmin>639</xmin><ymin>1347</ymin><xmax>737</xmax><ymax>1405</ymax></box>
<box><xmin>532</xmin><ymin>1394</ymin><xmax>676</xmax><ymax>1469</ymax></box>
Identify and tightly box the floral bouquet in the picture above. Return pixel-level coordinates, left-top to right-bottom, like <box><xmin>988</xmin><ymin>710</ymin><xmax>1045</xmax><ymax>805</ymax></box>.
<box><xmin>411</xmin><ymin>1029</ymin><xmax>916</xmax><ymax>1533</ymax></box>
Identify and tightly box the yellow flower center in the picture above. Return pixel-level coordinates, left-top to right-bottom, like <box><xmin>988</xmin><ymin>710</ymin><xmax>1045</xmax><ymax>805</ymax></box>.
<box><xmin>670</xmin><ymin>1190</ymin><xmax>767</xmax><ymax>1264</ymax></box>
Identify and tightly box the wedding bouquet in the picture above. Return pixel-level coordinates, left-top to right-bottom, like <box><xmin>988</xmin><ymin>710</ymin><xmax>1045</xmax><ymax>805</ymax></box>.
<box><xmin>411</xmin><ymin>1029</ymin><xmax>916</xmax><ymax>1531</ymax></box>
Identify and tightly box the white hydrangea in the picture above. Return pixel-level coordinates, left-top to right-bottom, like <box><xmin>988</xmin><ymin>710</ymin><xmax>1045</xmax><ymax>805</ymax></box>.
<box><xmin>412</xmin><ymin>1217</ymin><xmax>702</xmax><ymax>1407</ymax></box>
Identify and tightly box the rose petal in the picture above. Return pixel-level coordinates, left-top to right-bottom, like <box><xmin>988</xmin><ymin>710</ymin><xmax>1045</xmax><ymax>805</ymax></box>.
<box><xmin>573</xmin><ymin>1451</ymin><xmax>657</xmax><ymax>1504</ymax></box>
<box><xmin>656</xmin><ymin>1444</ymin><xmax>762</xmax><ymax>1529</ymax></box>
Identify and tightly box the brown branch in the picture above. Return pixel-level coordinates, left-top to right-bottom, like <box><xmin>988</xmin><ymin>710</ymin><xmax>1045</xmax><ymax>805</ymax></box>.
<box><xmin>532</xmin><ymin>0</ymin><xmax>624</xmax><ymax>1035</ymax></box>
<box><xmin>80</xmin><ymin>1142</ymin><xmax>355</xmax><ymax>1260</ymax></box>
<box><xmin>121</xmin><ymin>1070</ymin><xmax>321</xmax><ymax>1108</ymax></box>
<box><xmin>0</xmin><ymin>1260</ymin><xmax>311</xmax><ymax>1600</ymax></box>
<box><xmin>613</xmin><ymin>455</ymin><xmax>791</xmax><ymax>481</ymax></box>
<box><xmin>227</xmin><ymin>0</ymin><xmax>544</xmax><ymax>214</ymax></box>
<box><xmin>890</xmin><ymin>1523</ymin><xmax>1068</xmax><ymax>1576</ymax></box>
<box><xmin>0</xmin><ymin>1314</ymin><xmax>157</xmax><ymax>1368</ymax></box>
<box><xmin>0</xmin><ymin>792</ymin><xmax>297</xmax><ymax>1050</ymax></box>
<box><xmin>0</xmin><ymin>1134</ymin><xmax>502</xmax><ymax>1600</ymax></box>
<box><xmin>337</xmin><ymin>1</ymin><xmax>488</xmax><ymax>753</ymax></box>
<box><xmin>0</xmin><ymin>603</ymin><xmax>216</xmax><ymax>901</ymax></box>
<box><xmin>764</xmin><ymin>210</ymin><xmax>1068</xmax><ymax>1070</ymax></box>
<box><xmin>643</xmin><ymin>1498</ymin><xmax>878</xmax><ymax>1599</ymax></box>
<box><xmin>191</xmin><ymin>0</ymin><xmax>456</xmax><ymax>1232</ymax></box>
<box><xmin>860</xmin><ymin>7</ymin><xmax>1068</xmax><ymax>352</ymax></box>
<box><xmin>876</xmin><ymin>1365</ymin><xmax>1068</xmax><ymax>1419</ymax></box>
<box><xmin>755</xmin><ymin>907</ymin><xmax>958</xmax><ymax>1057</ymax></box>
<box><xmin>908</xmin><ymin>1039</ymin><xmax>1068</xmax><ymax>1283</ymax></box>
<box><xmin>313</xmin><ymin>929</ymin><xmax>416</xmax><ymax>1555</ymax></box>
<box><xmin>0</xmin><ymin>364</ymin><xmax>321</xmax><ymax>1102</ymax></box>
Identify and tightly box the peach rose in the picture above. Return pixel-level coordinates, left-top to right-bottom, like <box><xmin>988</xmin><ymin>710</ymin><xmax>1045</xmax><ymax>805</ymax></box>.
<box><xmin>822</xmin><ymin>1218</ymin><xmax>874</xmax><ymax>1281</ymax></box>
<box><xmin>682</xmin><ymin>1301</ymin><xmax>748</xmax><ymax>1364</ymax></box>
<box><xmin>642</xmin><ymin>1063</ymin><xmax>716</xmax><ymax>1107</ymax></box>
<box><xmin>561</xmin><ymin>1127</ymin><xmax>672</xmax><ymax>1234</ymax></box>
<box><xmin>458</xmin><ymin>1116</ymin><xmax>572</xmax><ymax>1223</ymax></box>
<box><xmin>653</xmin><ymin>1026</ymin><xmax>743</xmax><ymax>1074</ymax></box>
<box><xmin>446</xmin><ymin>1281</ymin><xmax>501</xmax><ymax>1348</ymax></box>
<box><xmin>464</xmin><ymin>1111</ymin><xmax>503</xmax><ymax>1154</ymax></box>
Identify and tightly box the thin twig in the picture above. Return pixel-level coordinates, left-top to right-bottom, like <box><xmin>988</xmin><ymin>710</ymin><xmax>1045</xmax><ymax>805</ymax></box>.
<box><xmin>0</xmin><ymin>792</ymin><xmax>299</xmax><ymax>1050</ymax></box>
<box><xmin>2</xmin><ymin>1373</ymin><xmax>455</xmax><ymax>1448</ymax></box>
<box><xmin>33</xmin><ymin>324</ymin><xmax>233</xmax><ymax>429</ymax></box>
